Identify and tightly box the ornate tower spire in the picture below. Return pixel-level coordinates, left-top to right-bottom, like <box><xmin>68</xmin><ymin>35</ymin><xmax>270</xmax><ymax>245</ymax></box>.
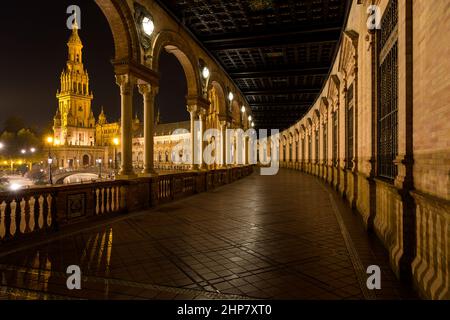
<box><xmin>67</xmin><ymin>17</ymin><xmax>83</xmax><ymax>70</ymax></box>
<box><xmin>54</xmin><ymin>25</ymin><xmax>94</xmax><ymax>146</ymax></box>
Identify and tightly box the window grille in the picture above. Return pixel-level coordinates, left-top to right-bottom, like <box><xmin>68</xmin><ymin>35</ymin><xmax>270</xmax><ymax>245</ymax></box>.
<box><xmin>378</xmin><ymin>0</ymin><xmax>398</xmax><ymax>180</ymax></box>
<box><xmin>323</xmin><ymin>123</ymin><xmax>328</xmax><ymax>163</ymax></box>
<box><xmin>332</xmin><ymin>111</ymin><xmax>338</xmax><ymax>166</ymax></box>
<box><xmin>346</xmin><ymin>83</ymin><xmax>354</xmax><ymax>169</ymax></box>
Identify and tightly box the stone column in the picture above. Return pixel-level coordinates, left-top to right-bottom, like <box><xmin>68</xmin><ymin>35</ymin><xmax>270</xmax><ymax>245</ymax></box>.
<box><xmin>116</xmin><ymin>74</ymin><xmax>136</xmax><ymax>178</ymax></box>
<box><xmin>187</xmin><ymin>106</ymin><xmax>198</xmax><ymax>170</ymax></box>
<box><xmin>138</xmin><ymin>82</ymin><xmax>157</xmax><ymax>176</ymax></box>
<box><xmin>198</xmin><ymin>110</ymin><xmax>206</xmax><ymax>170</ymax></box>
<box><xmin>220</xmin><ymin>121</ymin><xmax>228</xmax><ymax>168</ymax></box>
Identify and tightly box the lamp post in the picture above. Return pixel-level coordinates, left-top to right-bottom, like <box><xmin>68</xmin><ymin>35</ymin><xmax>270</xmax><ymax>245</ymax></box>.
<box><xmin>48</xmin><ymin>158</ymin><xmax>53</xmax><ymax>184</ymax></box>
<box><xmin>96</xmin><ymin>158</ymin><xmax>103</xmax><ymax>178</ymax></box>
<box><xmin>241</xmin><ymin>106</ymin><xmax>246</xmax><ymax>127</ymax></box>
<box><xmin>113</xmin><ymin>137</ymin><xmax>120</xmax><ymax>173</ymax></box>
<box><xmin>28</xmin><ymin>147</ymin><xmax>36</xmax><ymax>172</ymax></box>
<box><xmin>46</xmin><ymin>136</ymin><xmax>54</xmax><ymax>185</ymax></box>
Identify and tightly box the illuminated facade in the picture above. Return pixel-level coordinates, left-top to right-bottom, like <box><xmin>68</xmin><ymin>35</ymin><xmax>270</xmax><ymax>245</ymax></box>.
<box><xmin>51</xmin><ymin>25</ymin><xmax>188</xmax><ymax>170</ymax></box>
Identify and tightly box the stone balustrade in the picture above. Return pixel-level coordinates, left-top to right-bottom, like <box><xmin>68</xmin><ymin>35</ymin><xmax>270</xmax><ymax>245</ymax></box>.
<box><xmin>0</xmin><ymin>166</ymin><xmax>253</xmax><ymax>244</ymax></box>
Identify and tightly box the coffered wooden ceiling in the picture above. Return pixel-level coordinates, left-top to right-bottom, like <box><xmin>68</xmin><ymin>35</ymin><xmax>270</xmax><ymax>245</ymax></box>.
<box><xmin>157</xmin><ymin>0</ymin><xmax>351</xmax><ymax>130</ymax></box>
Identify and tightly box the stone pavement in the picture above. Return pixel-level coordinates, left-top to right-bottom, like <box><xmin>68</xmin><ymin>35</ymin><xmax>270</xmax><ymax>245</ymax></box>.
<box><xmin>0</xmin><ymin>169</ymin><xmax>416</xmax><ymax>300</ymax></box>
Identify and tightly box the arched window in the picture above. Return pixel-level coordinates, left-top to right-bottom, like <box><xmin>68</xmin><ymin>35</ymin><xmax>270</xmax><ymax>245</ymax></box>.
<box><xmin>332</xmin><ymin>111</ymin><xmax>338</xmax><ymax>166</ymax></box>
<box><xmin>315</xmin><ymin>128</ymin><xmax>319</xmax><ymax>163</ymax></box>
<box><xmin>308</xmin><ymin>134</ymin><xmax>312</xmax><ymax>162</ymax></box>
<box><xmin>301</xmin><ymin>137</ymin><xmax>305</xmax><ymax>161</ymax></box>
<box><xmin>289</xmin><ymin>143</ymin><xmax>292</xmax><ymax>162</ymax></box>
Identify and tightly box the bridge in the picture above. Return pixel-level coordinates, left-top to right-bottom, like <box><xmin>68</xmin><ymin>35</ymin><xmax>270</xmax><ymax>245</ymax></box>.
<box><xmin>51</xmin><ymin>168</ymin><xmax>102</xmax><ymax>185</ymax></box>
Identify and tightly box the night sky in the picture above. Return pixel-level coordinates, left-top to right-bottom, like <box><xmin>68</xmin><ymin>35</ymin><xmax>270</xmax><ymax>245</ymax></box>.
<box><xmin>0</xmin><ymin>0</ymin><xmax>188</xmax><ymax>133</ymax></box>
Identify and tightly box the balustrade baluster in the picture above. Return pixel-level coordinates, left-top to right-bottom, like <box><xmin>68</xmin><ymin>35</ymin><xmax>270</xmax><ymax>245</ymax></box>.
<box><xmin>20</xmin><ymin>197</ymin><xmax>27</xmax><ymax>234</ymax></box>
<box><xmin>3</xmin><ymin>200</ymin><xmax>12</xmax><ymax>240</ymax></box>
<box><xmin>29</xmin><ymin>196</ymin><xmax>37</xmax><ymax>233</ymax></box>
<box><xmin>101</xmin><ymin>188</ymin><xmax>105</xmax><ymax>214</ymax></box>
<box><xmin>38</xmin><ymin>195</ymin><xmax>44</xmax><ymax>230</ymax></box>
<box><xmin>106</xmin><ymin>187</ymin><xmax>110</xmax><ymax>213</ymax></box>
<box><xmin>48</xmin><ymin>194</ymin><xmax>55</xmax><ymax>229</ymax></box>
<box><xmin>0</xmin><ymin>201</ymin><xmax>6</xmax><ymax>240</ymax></box>
<box><xmin>42</xmin><ymin>194</ymin><xmax>49</xmax><ymax>230</ymax></box>
<box><xmin>95</xmin><ymin>189</ymin><xmax>100</xmax><ymax>215</ymax></box>
<box><xmin>10</xmin><ymin>199</ymin><xmax>17</xmax><ymax>238</ymax></box>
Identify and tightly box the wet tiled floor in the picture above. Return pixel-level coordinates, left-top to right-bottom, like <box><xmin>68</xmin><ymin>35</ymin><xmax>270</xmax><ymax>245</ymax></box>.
<box><xmin>0</xmin><ymin>169</ymin><xmax>416</xmax><ymax>300</ymax></box>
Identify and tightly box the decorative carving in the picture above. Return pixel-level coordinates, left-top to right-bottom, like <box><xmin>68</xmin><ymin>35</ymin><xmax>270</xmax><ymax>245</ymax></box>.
<box><xmin>67</xmin><ymin>193</ymin><xmax>86</xmax><ymax>219</ymax></box>
<box><xmin>339</xmin><ymin>30</ymin><xmax>359</xmax><ymax>79</ymax></box>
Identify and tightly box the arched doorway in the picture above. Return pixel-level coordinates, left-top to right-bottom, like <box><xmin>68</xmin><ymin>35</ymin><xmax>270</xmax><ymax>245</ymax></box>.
<box><xmin>82</xmin><ymin>154</ymin><xmax>90</xmax><ymax>166</ymax></box>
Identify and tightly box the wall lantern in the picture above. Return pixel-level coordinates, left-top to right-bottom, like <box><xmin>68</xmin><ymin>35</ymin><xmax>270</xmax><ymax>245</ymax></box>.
<box><xmin>228</xmin><ymin>92</ymin><xmax>234</xmax><ymax>102</ymax></box>
<box><xmin>241</xmin><ymin>106</ymin><xmax>246</xmax><ymax>113</ymax></box>
<box><xmin>134</xmin><ymin>2</ymin><xmax>154</xmax><ymax>51</ymax></box>
<box><xmin>202</xmin><ymin>66</ymin><xmax>210</xmax><ymax>80</ymax></box>
<box><xmin>142</xmin><ymin>16</ymin><xmax>155</xmax><ymax>36</ymax></box>
<box><xmin>248</xmin><ymin>115</ymin><xmax>252</xmax><ymax>122</ymax></box>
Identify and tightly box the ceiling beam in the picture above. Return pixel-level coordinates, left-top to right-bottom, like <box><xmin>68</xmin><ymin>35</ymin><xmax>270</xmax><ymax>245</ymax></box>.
<box><xmin>249</xmin><ymin>101</ymin><xmax>314</xmax><ymax>107</ymax></box>
<box><xmin>230</xmin><ymin>66</ymin><xmax>330</xmax><ymax>79</ymax></box>
<box><xmin>243</xmin><ymin>87</ymin><xmax>321</xmax><ymax>95</ymax></box>
<box><xmin>203</xmin><ymin>27</ymin><xmax>341</xmax><ymax>50</ymax></box>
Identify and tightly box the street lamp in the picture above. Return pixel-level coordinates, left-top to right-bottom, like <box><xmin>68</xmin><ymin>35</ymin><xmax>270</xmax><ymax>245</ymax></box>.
<box><xmin>96</xmin><ymin>158</ymin><xmax>103</xmax><ymax>178</ymax></box>
<box><xmin>46</xmin><ymin>136</ymin><xmax>54</xmax><ymax>185</ymax></box>
<box><xmin>0</xmin><ymin>142</ymin><xmax>4</xmax><ymax>150</ymax></box>
<box><xmin>113</xmin><ymin>137</ymin><xmax>120</xmax><ymax>173</ymax></box>
<box><xmin>21</xmin><ymin>149</ymin><xmax>26</xmax><ymax>155</ymax></box>
<box><xmin>47</xmin><ymin>158</ymin><xmax>53</xmax><ymax>184</ymax></box>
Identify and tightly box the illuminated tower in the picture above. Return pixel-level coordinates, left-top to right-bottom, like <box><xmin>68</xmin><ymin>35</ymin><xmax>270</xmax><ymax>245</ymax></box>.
<box><xmin>54</xmin><ymin>22</ymin><xmax>95</xmax><ymax>146</ymax></box>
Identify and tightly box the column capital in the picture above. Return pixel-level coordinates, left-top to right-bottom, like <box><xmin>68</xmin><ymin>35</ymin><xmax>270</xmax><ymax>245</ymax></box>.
<box><xmin>187</xmin><ymin>105</ymin><xmax>198</xmax><ymax>115</ymax></box>
<box><xmin>197</xmin><ymin>107</ymin><xmax>207</xmax><ymax>118</ymax></box>
<box><xmin>137</xmin><ymin>81</ymin><xmax>158</xmax><ymax>96</ymax></box>
<box><xmin>115</xmin><ymin>74</ymin><xmax>136</xmax><ymax>95</ymax></box>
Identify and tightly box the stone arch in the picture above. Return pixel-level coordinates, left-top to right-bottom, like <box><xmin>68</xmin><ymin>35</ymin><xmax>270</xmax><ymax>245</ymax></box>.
<box><xmin>94</xmin><ymin>0</ymin><xmax>141</xmax><ymax>61</ymax></box>
<box><xmin>319</xmin><ymin>97</ymin><xmax>329</xmax><ymax>115</ymax></box>
<box><xmin>209</xmin><ymin>80</ymin><xmax>227</xmax><ymax>117</ymax></box>
<box><xmin>151</xmin><ymin>31</ymin><xmax>200</xmax><ymax>97</ymax></box>
<box><xmin>231</xmin><ymin>101</ymin><xmax>241</xmax><ymax>127</ymax></box>
<box><xmin>294</xmin><ymin>128</ymin><xmax>300</xmax><ymax>142</ymax></box>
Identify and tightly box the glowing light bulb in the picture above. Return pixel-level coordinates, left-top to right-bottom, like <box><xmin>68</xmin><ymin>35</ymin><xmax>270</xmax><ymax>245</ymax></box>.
<box><xmin>142</xmin><ymin>17</ymin><xmax>154</xmax><ymax>36</ymax></box>
<box><xmin>202</xmin><ymin>66</ymin><xmax>210</xmax><ymax>79</ymax></box>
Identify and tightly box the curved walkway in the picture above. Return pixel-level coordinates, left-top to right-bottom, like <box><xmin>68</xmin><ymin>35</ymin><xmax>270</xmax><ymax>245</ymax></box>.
<box><xmin>0</xmin><ymin>169</ymin><xmax>415</xmax><ymax>299</ymax></box>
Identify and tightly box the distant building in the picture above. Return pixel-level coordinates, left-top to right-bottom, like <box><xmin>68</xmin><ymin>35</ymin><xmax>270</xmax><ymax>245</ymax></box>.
<box><xmin>51</xmin><ymin>24</ymin><xmax>188</xmax><ymax>170</ymax></box>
